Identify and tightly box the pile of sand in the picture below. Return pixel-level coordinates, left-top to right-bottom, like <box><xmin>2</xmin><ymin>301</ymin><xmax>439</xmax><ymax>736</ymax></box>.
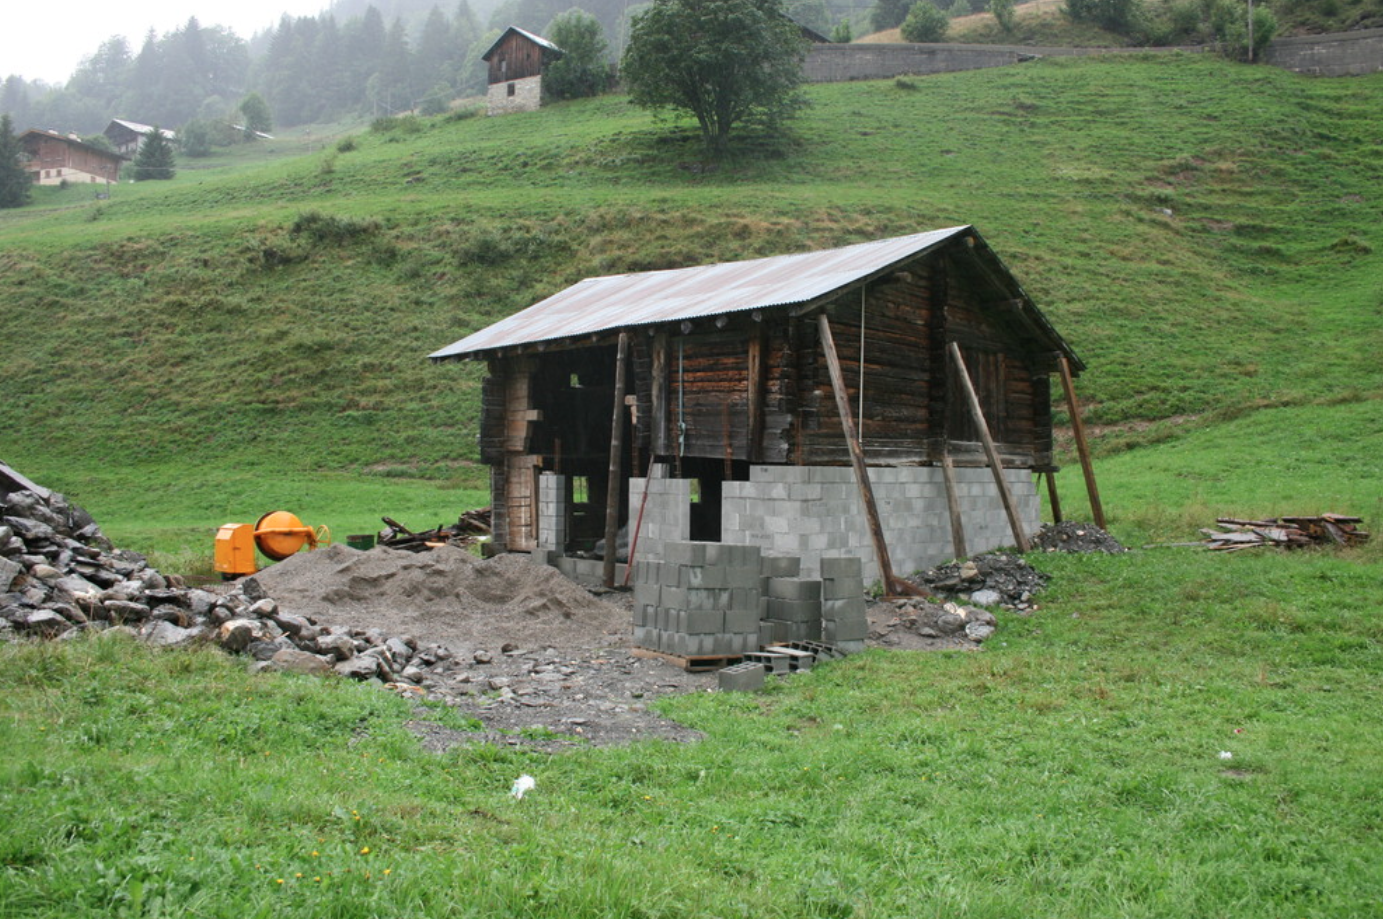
<box><xmin>248</xmin><ymin>544</ymin><xmax>629</xmax><ymax>653</ymax></box>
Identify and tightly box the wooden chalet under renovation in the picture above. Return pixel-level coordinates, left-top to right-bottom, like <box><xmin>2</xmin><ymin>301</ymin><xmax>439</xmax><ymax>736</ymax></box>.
<box><xmin>431</xmin><ymin>227</ymin><xmax>1087</xmax><ymax>587</ymax></box>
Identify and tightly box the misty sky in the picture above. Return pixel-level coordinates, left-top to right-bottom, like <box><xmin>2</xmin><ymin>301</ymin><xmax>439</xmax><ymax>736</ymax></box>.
<box><xmin>5</xmin><ymin>0</ymin><xmax>329</xmax><ymax>85</ymax></box>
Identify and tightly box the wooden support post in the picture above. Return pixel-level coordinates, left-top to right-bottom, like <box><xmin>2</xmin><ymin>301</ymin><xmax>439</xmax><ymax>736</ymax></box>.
<box><xmin>1045</xmin><ymin>470</ymin><xmax>1063</xmax><ymax>524</ymax></box>
<box><xmin>819</xmin><ymin>313</ymin><xmax>920</xmax><ymax>597</ymax></box>
<box><xmin>650</xmin><ymin>332</ymin><xmax>669</xmax><ymax>457</ymax></box>
<box><xmin>603</xmin><ymin>332</ymin><xmax>630</xmax><ymax>588</ymax></box>
<box><xmin>947</xmin><ymin>341</ymin><xmax>1031</xmax><ymax>553</ymax></box>
<box><xmin>723</xmin><ymin>401</ymin><xmax>733</xmax><ymax>477</ymax></box>
<box><xmin>747</xmin><ymin>329</ymin><xmax>765</xmax><ymax>464</ymax></box>
<box><xmin>941</xmin><ymin>452</ymin><xmax>968</xmax><ymax>560</ymax></box>
<box><xmin>1057</xmin><ymin>355</ymin><xmax>1105</xmax><ymax>529</ymax></box>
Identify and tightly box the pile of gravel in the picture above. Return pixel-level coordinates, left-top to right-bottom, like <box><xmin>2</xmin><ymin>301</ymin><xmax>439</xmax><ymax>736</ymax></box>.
<box><xmin>907</xmin><ymin>552</ymin><xmax>1049</xmax><ymax>612</ymax></box>
<box><xmin>1031</xmin><ymin>522</ymin><xmax>1127</xmax><ymax>554</ymax></box>
<box><xmin>247</xmin><ymin>543</ymin><xmax>630</xmax><ymax>654</ymax></box>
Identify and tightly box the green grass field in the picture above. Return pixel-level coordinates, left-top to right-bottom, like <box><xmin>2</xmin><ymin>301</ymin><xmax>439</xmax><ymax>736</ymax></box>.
<box><xmin>1</xmin><ymin>55</ymin><xmax>1381</xmax><ymax>917</ymax></box>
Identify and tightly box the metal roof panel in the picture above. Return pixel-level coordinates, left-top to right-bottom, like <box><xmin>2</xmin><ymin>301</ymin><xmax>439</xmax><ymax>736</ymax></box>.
<box><xmin>430</xmin><ymin>227</ymin><xmax>971</xmax><ymax>360</ymax></box>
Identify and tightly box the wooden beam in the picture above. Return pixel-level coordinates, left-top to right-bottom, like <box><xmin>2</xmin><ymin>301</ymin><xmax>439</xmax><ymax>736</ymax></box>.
<box><xmin>1045</xmin><ymin>470</ymin><xmax>1063</xmax><ymax>524</ymax></box>
<box><xmin>747</xmin><ymin>328</ymin><xmax>765</xmax><ymax>464</ymax></box>
<box><xmin>947</xmin><ymin>341</ymin><xmax>1031</xmax><ymax>553</ymax></box>
<box><xmin>650</xmin><ymin>332</ymin><xmax>669</xmax><ymax>456</ymax></box>
<box><xmin>1057</xmin><ymin>355</ymin><xmax>1106</xmax><ymax>529</ymax></box>
<box><xmin>941</xmin><ymin>452</ymin><xmax>968</xmax><ymax>560</ymax></box>
<box><xmin>603</xmin><ymin>331</ymin><xmax>630</xmax><ymax>588</ymax></box>
<box><xmin>818</xmin><ymin>313</ymin><xmax>921</xmax><ymax>597</ymax></box>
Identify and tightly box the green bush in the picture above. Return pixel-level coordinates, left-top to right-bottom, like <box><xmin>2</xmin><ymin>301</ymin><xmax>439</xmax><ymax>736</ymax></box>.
<box><xmin>1064</xmin><ymin>0</ymin><xmax>1143</xmax><ymax>33</ymax></box>
<box><xmin>901</xmin><ymin>1</ymin><xmax>950</xmax><ymax>41</ymax></box>
<box><xmin>336</xmin><ymin>135</ymin><xmax>358</xmax><ymax>153</ymax></box>
<box><xmin>990</xmin><ymin>0</ymin><xmax>1018</xmax><ymax>32</ymax></box>
<box><xmin>289</xmin><ymin>211</ymin><xmax>380</xmax><ymax>244</ymax></box>
<box><xmin>370</xmin><ymin>114</ymin><xmax>423</xmax><ymax>135</ymax></box>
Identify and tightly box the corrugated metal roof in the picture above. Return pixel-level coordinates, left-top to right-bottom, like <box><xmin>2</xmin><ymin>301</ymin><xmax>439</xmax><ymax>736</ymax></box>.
<box><xmin>431</xmin><ymin>226</ymin><xmax>972</xmax><ymax>360</ymax></box>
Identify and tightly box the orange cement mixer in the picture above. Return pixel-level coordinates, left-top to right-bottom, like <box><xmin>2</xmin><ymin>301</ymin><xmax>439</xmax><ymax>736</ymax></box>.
<box><xmin>214</xmin><ymin>511</ymin><xmax>331</xmax><ymax>578</ymax></box>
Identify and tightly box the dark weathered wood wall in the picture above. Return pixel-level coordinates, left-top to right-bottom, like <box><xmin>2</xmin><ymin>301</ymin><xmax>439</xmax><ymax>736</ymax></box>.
<box><xmin>476</xmin><ymin>245</ymin><xmax>1061</xmax><ymax>546</ymax></box>
<box><xmin>486</xmin><ymin>32</ymin><xmax>548</xmax><ymax>85</ymax></box>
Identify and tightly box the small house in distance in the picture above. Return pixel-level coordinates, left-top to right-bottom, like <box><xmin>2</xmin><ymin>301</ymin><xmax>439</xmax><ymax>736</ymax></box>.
<box><xmin>430</xmin><ymin>227</ymin><xmax>1085</xmax><ymax>585</ymax></box>
<box><xmin>481</xmin><ymin>26</ymin><xmax>564</xmax><ymax>115</ymax></box>
<box><xmin>103</xmin><ymin>120</ymin><xmax>176</xmax><ymax>159</ymax></box>
<box><xmin>19</xmin><ymin>130</ymin><xmax>122</xmax><ymax>186</ymax></box>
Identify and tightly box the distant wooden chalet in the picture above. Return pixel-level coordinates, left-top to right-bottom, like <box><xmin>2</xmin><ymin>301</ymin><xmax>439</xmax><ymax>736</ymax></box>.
<box><xmin>431</xmin><ymin>228</ymin><xmax>1086</xmax><ymax>585</ymax></box>
<box><xmin>103</xmin><ymin>119</ymin><xmax>176</xmax><ymax>159</ymax></box>
<box><xmin>19</xmin><ymin>130</ymin><xmax>122</xmax><ymax>186</ymax></box>
<box><xmin>481</xmin><ymin>26</ymin><xmax>564</xmax><ymax>116</ymax></box>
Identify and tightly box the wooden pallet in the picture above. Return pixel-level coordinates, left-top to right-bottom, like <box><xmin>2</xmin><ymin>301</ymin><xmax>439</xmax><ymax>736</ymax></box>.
<box><xmin>631</xmin><ymin>647</ymin><xmax>744</xmax><ymax>673</ymax></box>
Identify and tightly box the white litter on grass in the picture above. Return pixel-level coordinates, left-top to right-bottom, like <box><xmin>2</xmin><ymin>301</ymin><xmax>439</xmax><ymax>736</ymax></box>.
<box><xmin>511</xmin><ymin>774</ymin><xmax>536</xmax><ymax>799</ymax></box>
<box><xmin>1218</xmin><ymin>751</ymin><xmax>1233</xmax><ymax>761</ymax></box>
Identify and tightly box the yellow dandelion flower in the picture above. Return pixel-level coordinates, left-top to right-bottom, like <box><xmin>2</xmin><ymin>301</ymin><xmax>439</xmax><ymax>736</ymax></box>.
<box><xmin>312</xmin><ymin>851</ymin><xmax>319</xmax><ymax>857</ymax></box>
<box><xmin>360</xmin><ymin>846</ymin><xmax>371</xmax><ymax>855</ymax></box>
<box><xmin>276</xmin><ymin>879</ymin><xmax>284</xmax><ymax>885</ymax></box>
<box><xmin>295</xmin><ymin>873</ymin><xmax>303</xmax><ymax>878</ymax></box>
<box><xmin>384</xmin><ymin>869</ymin><xmax>392</xmax><ymax>876</ymax></box>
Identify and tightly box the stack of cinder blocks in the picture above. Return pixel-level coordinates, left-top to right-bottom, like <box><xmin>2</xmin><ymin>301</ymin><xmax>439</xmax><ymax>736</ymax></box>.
<box><xmin>820</xmin><ymin>556</ymin><xmax>868</xmax><ymax>654</ymax></box>
<box><xmin>759</xmin><ymin>555</ymin><xmax>821</xmax><ymax>645</ymax></box>
<box><xmin>632</xmin><ymin>542</ymin><xmax>870</xmax><ymax>661</ymax></box>
<box><xmin>631</xmin><ymin>541</ymin><xmax>762</xmax><ymax>657</ymax></box>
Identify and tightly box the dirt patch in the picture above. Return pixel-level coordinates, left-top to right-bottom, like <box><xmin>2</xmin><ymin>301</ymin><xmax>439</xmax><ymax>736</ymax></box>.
<box><xmin>243</xmin><ymin>544</ymin><xmax>1011</xmax><ymax>753</ymax></box>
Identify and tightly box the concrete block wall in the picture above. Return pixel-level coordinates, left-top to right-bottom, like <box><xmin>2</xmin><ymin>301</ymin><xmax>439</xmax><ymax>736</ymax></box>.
<box><xmin>723</xmin><ymin>464</ymin><xmax>1039</xmax><ymax>584</ymax></box>
<box><xmin>486</xmin><ymin>75</ymin><xmax>543</xmax><ymax>115</ymax></box>
<box><xmin>627</xmin><ymin>474</ymin><xmax>691</xmax><ymax>571</ymax></box>
<box><xmin>537</xmin><ymin>472</ymin><xmax>566</xmax><ymax>552</ymax></box>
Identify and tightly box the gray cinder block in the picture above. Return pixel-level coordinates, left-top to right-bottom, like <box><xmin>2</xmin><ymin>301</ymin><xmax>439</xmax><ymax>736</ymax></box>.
<box><xmin>724</xmin><ymin>607</ymin><xmax>760</xmax><ymax>634</ymax></box>
<box><xmin>822</xmin><ymin>578</ymin><xmax>864</xmax><ymax>601</ymax></box>
<box><xmin>767</xmin><ymin>577</ymin><xmax>823</xmax><ymax>601</ymax></box>
<box><xmin>768</xmin><ymin>597</ymin><xmax>822</xmax><ymax>623</ymax></box>
<box><xmin>685</xmin><ymin>608</ymin><xmax>724</xmax><ymax>634</ymax></box>
<box><xmin>760</xmin><ymin>554</ymin><xmax>802</xmax><ymax>578</ymax></box>
<box><xmin>820</xmin><ymin>556</ymin><xmax>863</xmax><ymax>579</ymax></box>
<box><xmin>824</xmin><ymin>618</ymin><xmax>868</xmax><ymax>643</ymax></box>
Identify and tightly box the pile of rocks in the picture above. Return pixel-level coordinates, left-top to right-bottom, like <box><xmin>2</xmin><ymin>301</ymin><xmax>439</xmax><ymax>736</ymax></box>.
<box><xmin>907</xmin><ymin>552</ymin><xmax>1050</xmax><ymax>612</ymax></box>
<box><xmin>874</xmin><ymin>600</ymin><xmax>999</xmax><ymax>644</ymax></box>
<box><xmin>1031</xmin><ymin>522</ymin><xmax>1127</xmax><ymax>554</ymax></box>
<box><xmin>0</xmin><ymin>475</ymin><xmax>450</xmax><ymax>686</ymax></box>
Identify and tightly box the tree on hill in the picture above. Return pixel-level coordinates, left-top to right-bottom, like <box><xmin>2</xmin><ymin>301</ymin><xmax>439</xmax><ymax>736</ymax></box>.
<box><xmin>132</xmin><ymin>126</ymin><xmax>176</xmax><ymax>181</ymax></box>
<box><xmin>900</xmin><ymin>1</ymin><xmax>949</xmax><ymax>41</ymax></box>
<box><xmin>870</xmin><ymin>0</ymin><xmax>912</xmax><ymax>31</ymax></box>
<box><xmin>543</xmin><ymin>8</ymin><xmax>609</xmax><ymax>101</ymax></box>
<box><xmin>239</xmin><ymin>92</ymin><xmax>273</xmax><ymax>138</ymax></box>
<box><xmin>0</xmin><ymin>114</ymin><xmax>32</xmax><ymax>209</ymax></box>
<box><xmin>989</xmin><ymin>0</ymin><xmax>1016</xmax><ymax>33</ymax></box>
<box><xmin>621</xmin><ymin>0</ymin><xmax>806</xmax><ymax>158</ymax></box>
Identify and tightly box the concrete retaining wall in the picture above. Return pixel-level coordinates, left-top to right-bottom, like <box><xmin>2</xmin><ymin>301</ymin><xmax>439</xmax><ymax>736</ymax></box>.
<box><xmin>805</xmin><ymin>31</ymin><xmax>1383</xmax><ymax>83</ymax></box>
<box><xmin>803</xmin><ymin>41</ymin><xmax>1194</xmax><ymax>83</ymax></box>
<box><xmin>1263</xmin><ymin>28</ymin><xmax>1383</xmax><ymax>76</ymax></box>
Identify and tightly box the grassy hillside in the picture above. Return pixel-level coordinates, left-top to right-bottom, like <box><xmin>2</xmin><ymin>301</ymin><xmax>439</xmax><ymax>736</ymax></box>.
<box><xmin>1</xmin><ymin>55</ymin><xmax>1380</xmax><ymax>561</ymax></box>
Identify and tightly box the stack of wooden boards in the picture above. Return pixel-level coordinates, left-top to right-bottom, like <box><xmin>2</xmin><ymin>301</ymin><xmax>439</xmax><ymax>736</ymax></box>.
<box><xmin>1203</xmin><ymin>514</ymin><xmax>1369</xmax><ymax>552</ymax></box>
